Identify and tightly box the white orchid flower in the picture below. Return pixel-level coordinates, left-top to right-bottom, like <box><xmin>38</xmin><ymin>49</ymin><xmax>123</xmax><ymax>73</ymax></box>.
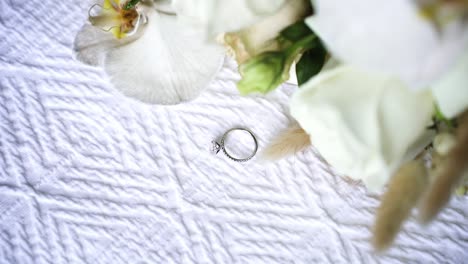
<box><xmin>306</xmin><ymin>0</ymin><xmax>468</xmax><ymax>89</ymax></box>
<box><xmin>75</xmin><ymin>0</ymin><xmax>224</xmax><ymax>105</ymax></box>
<box><xmin>290</xmin><ymin>65</ymin><xmax>434</xmax><ymax>191</ymax></box>
<box><xmin>87</xmin><ymin>0</ymin><xmax>145</xmax><ymax>39</ymax></box>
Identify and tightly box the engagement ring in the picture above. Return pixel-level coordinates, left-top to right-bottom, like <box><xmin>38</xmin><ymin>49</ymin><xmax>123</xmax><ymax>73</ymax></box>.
<box><xmin>212</xmin><ymin>128</ymin><xmax>258</xmax><ymax>162</ymax></box>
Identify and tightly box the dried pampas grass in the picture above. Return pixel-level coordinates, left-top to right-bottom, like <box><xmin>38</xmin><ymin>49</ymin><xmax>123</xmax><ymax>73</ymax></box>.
<box><xmin>419</xmin><ymin>111</ymin><xmax>468</xmax><ymax>223</ymax></box>
<box><xmin>373</xmin><ymin>159</ymin><xmax>428</xmax><ymax>251</ymax></box>
<box><xmin>261</xmin><ymin>123</ymin><xmax>311</xmax><ymax>160</ymax></box>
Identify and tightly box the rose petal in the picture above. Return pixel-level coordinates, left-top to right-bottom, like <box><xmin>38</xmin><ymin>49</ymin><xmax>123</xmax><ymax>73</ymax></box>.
<box><xmin>431</xmin><ymin>48</ymin><xmax>468</xmax><ymax>118</ymax></box>
<box><xmin>172</xmin><ymin>0</ymin><xmax>286</xmax><ymax>37</ymax></box>
<box><xmin>306</xmin><ymin>0</ymin><xmax>468</xmax><ymax>89</ymax></box>
<box><xmin>290</xmin><ymin>66</ymin><xmax>434</xmax><ymax>190</ymax></box>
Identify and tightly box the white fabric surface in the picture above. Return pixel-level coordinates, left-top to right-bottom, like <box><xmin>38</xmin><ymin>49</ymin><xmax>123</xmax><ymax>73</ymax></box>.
<box><xmin>0</xmin><ymin>1</ymin><xmax>467</xmax><ymax>263</ymax></box>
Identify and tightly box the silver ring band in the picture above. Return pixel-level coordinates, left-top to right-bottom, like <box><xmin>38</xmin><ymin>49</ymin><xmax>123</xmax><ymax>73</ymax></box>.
<box><xmin>212</xmin><ymin>128</ymin><xmax>258</xmax><ymax>162</ymax></box>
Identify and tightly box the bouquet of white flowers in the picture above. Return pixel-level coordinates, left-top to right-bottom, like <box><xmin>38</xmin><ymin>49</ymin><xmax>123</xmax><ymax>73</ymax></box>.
<box><xmin>75</xmin><ymin>0</ymin><xmax>468</xmax><ymax>251</ymax></box>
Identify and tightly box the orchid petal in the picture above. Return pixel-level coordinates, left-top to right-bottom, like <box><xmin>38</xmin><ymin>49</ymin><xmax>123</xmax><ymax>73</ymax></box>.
<box><xmin>103</xmin><ymin>0</ymin><xmax>121</xmax><ymax>10</ymax></box>
<box><xmin>105</xmin><ymin>11</ymin><xmax>224</xmax><ymax>104</ymax></box>
<box><xmin>74</xmin><ymin>24</ymin><xmax>122</xmax><ymax>66</ymax></box>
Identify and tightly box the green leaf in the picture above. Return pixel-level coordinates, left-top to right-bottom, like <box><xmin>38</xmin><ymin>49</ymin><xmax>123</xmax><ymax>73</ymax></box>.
<box><xmin>434</xmin><ymin>103</ymin><xmax>455</xmax><ymax>129</ymax></box>
<box><xmin>124</xmin><ymin>0</ymin><xmax>141</xmax><ymax>10</ymax></box>
<box><xmin>280</xmin><ymin>21</ymin><xmax>313</xmax><ymax>42</ymax></box>
<box><xmin>295</xmin><ymin>43</ymin><xmax>327</xmax><ymax>85</ymax></box>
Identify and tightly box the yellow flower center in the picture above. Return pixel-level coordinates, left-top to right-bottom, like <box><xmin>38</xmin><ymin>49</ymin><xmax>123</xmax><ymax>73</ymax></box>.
<box><xmin>89</xmin><ymin>0</ymin><xmax>142</xmax><ymax>39</ymax></box>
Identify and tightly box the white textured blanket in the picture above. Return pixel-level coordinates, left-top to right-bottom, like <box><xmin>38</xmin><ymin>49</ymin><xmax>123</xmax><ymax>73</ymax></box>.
<box><xmin>1</xmin><ymin>1</ymin><xmax>467</xmax><ymax>263</ymax></box>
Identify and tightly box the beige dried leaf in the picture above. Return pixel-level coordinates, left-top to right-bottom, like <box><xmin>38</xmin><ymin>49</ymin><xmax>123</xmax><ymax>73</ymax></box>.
<box><xmin>373</xmin><ymin>159</ymin><xmax>428</xmax><ymax>251</ymax></box>
<box><xmin>419</xmin><ymin>110</ymin><xmax>468</xmax><ymax>223</ymax></box>
<box><xmin>261</xmin><ymin>123</ymin><xmax>311</xmax><ymax>160</ymax></box>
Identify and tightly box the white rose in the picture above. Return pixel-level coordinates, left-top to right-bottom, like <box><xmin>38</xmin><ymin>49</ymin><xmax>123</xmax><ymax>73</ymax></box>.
<box><xmin>290</xmin><ymin>66</ymin><xmax>434</xmax><ymax>191</ymax></box>
<box><xmin>306</xmin><ymin>0</ymin><xmax>468</xmax><ymax>89</ymax></box>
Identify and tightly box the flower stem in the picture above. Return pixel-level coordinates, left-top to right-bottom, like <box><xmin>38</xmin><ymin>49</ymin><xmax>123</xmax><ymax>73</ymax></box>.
<box><xmin>284</xmin><ymin>34</ymin><xmax>317</xmax><ymax>58</ymax></box>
